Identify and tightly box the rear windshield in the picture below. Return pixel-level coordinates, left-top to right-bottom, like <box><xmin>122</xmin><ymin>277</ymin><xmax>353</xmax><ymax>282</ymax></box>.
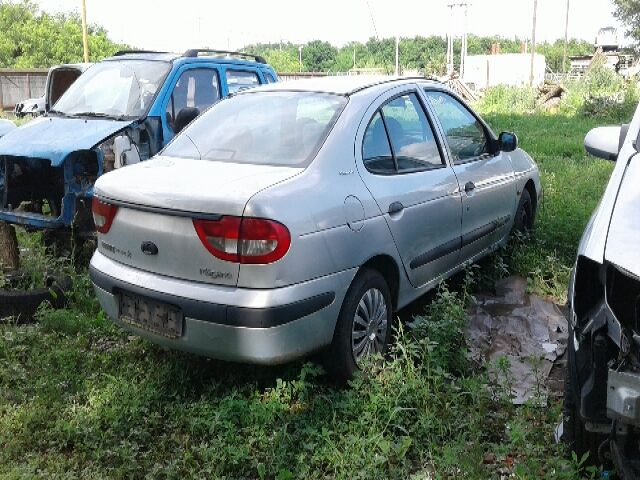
<box><xmin>163</xmin><ymin>91</ymin><xmax>347</xmax><ymax>167</ymax></box>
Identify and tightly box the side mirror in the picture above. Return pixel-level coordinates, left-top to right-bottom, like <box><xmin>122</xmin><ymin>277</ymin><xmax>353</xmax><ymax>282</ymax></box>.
<box><xmin>498</xmin><ymin>131</ymin><xmax>518</xmax><ymax>152</ymax></box>
<box><xmin>584</xmin><ymin>125</ymin><xmax>626</xmax><ymax>161</ymax></box>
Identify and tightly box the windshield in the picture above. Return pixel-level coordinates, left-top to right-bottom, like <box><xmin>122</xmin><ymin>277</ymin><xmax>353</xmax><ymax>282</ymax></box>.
<box><xmin>52</xmin><ymin>60</ymin><xmax>170</xmax><ymax>119</ymax></box>
<box><xmin>163</xmin><ymin>91</ymin><xmax>347</xmax><ymax>167</ymax></box>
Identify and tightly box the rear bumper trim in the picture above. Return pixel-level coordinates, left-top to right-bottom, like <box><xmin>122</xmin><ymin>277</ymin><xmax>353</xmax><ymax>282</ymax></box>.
<box><xmin>89</xmin><ymin>263</ymin><xmax>334</xmax><ymax>328</ymax></box>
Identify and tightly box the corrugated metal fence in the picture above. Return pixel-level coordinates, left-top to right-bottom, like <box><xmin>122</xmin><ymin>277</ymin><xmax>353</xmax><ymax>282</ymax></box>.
<box><xmin>0</xmin><ymin>69</ymin><xmax>48</xmax><ymax>111</ymax></box>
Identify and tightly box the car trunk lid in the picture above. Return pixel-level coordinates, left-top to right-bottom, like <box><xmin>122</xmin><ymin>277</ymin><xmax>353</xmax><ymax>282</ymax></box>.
<box><xmin>95</xmin><ymin>156</ymin><xmax>302</xmax><ymax>286</ymax></box>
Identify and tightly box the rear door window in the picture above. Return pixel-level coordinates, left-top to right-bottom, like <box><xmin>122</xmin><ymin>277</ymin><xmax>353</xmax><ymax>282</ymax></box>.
<box><xmin>226</xmin><ymin>70</ymin><xmax>260</xmax><ymax>94</ymax></box>
<box><xmin>381</xmin><ymin>94</ymin><xmax>444</xmax><ymax>172</ymax></box>
<box><xmin>362</xmin><ymin>112</ymin><xmax>395</xmax><ymax>174</ymax></box>
<box><xmin>362</xmin><ymin>93</ymin><xmax>444</xmax><ymax>175</ymax></box>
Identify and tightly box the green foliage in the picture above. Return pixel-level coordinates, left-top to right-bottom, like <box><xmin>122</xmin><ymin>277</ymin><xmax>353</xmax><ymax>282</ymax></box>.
<box><xmin>476</xmin><ymin>85</ymin><xmax>538</xmax><ymax>115</ymax></box>
<box><xmin>0</xmin><ymin>0</ymin><xmax>126</xmax><ymax>68</ymax></box>
<box><xmin>246</xmin><ymin>36</ymin><xmax>593</xmax><ymax>74</ymax></box>
<box><xmin>560</xmin><ymin>62</ymin><xmax>639</xmax><ymax>118</ymax></box>
<box><xmin>614</xmin><ymin>0</ymin><xmax>640</xmax><ymax>43</ymax></box>
<box><xmin>300</xmin><ymin>40</ymin><xmax>337</xmax><ymax>72</ymax></box>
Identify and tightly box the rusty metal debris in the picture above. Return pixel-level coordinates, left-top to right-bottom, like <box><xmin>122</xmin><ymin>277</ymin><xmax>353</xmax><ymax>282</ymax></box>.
<box><xmin>465</xmin><ymin>276</ymin><xmax>568</xmax><ymax>405</ymax></box>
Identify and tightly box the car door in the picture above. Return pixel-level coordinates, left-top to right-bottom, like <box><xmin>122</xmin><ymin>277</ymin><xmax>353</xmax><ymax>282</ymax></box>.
<box><xmin>161</xmin><ymin>66</ymin><xmax>222</xmax><ymax>143</ymax></box>
<box><xmin>356</xmin><ymin>88</ymin><xmax>463</xmax><ymax>288</ymax></box>
<box><xmin>422</xmin><ymin>89</ymin><xmax>516</xmax><ymax>262</ymax></box>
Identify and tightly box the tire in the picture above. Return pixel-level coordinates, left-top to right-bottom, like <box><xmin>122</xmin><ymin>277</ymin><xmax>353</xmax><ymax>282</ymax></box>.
<box><xmin>0</xmin><ymin>273</ymin><xmax>72</xmax><ymax>322</ymax></box>
<box><xmin>563</xmin><ymin>326</ymin><xmax>604</xmax><ymax>466</ymax></box>
<box><xmin>513</xmin><ymin>188</ymin><xmax>534</xmax><ymax>234</ymax></box>
<box><xmin>323</xmin><ymin>268</ymin><xmax>393</xmax><ymax>382</ymax></box>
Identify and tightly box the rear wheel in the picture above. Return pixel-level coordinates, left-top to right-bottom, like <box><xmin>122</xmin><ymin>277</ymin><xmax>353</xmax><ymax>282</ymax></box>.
<box><xmin>513</xmin><ymin>188</ymin><xmax>534</xmax><ymax>233</ymax></box>
<box><xmin>324</xmin><ymin>268</ymin><xmax>392</xmax><ymax>382</ymax></box>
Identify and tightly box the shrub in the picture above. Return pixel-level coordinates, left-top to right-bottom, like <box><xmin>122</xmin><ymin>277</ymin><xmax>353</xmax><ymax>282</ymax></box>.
<box><xmin>475</xmin><ymin>85</ymin><xmax>538</xmax><ymax>115</ymax></box>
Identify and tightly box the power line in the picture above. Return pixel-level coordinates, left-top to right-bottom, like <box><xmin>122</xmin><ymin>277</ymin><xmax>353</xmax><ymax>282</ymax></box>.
<box><xmin>365</xmin><ymin>0</ymin><xmax>379</xmax><ymax>40</ymax></box>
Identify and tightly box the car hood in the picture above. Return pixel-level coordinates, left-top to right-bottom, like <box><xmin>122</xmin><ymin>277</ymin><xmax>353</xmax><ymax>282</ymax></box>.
<box><xmin>0</xmin><ymin>115</ymin><xmax>133</xmax><ymax>166</ymax></box>
<box><xmin>605</xmin><ymin>156</ymin><xmax>640</xmax><ymax>278</ymax></box>
<box><xmin>0</xmin><ymin>119</ymin><xmax>16</xmax><ymax>138</ymax></box>
<box><xmin>94</xmin><ymin>155</ymin><xmax>304</xmax><ymax>217</ymax></box>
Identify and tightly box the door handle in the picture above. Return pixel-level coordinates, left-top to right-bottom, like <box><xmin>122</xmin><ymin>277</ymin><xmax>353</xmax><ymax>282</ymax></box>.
<box><xmin>464</xmin><ymin>181</ymin><xmax>476</xmax><ymax>194</ymax></box>
<box><xmin>388</xmin><ymin>201</ymin><xmax>404</xmax><ymax>214</ymax></box>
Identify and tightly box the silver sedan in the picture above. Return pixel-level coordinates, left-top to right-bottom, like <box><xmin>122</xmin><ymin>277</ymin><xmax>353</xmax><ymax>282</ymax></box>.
<box><xmin>89</xmin><ymin>77</ymin><xmax>541</xmax><ymax>380</ymax></box>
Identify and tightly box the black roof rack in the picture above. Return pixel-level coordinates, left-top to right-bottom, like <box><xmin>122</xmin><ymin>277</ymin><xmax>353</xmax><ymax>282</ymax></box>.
<box><xmin>182</xmin><ymin>49</ymin><xmax>266</xmax><ymax>64</ymax></box>
<box><xmin>113</xmin><ymin>50</ymin><xmax>170</xmax><ymax>56</ymax></box>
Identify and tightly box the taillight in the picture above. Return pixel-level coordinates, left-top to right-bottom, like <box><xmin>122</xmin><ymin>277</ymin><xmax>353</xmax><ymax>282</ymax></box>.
<box><xmin>193</xmin><ymin>216</ymin><xmax>291</xmax><ymax>264</ymax></box>
<box><xmin>92</xmin><ymin>197</ymin><xmax>118</xmax><ymax>234</ymax></box>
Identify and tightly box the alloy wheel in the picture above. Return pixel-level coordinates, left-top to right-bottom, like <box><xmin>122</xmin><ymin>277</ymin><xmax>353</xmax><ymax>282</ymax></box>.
<box><xmin>351</xmin><ymin>287</ymin><xmax>388</xmax><ymax>363</ymax></box>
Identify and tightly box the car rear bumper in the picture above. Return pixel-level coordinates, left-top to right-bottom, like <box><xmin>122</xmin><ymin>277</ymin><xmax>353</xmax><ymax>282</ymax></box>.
<box><xmin>89</xmin><ymin>251</ymin><xmax>354</xmax><ymax>365</ymax></box>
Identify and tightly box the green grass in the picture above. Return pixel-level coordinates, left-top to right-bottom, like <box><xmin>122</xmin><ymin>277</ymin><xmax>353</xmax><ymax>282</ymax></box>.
<box><xmin>0</xmin><ymin>93</ymin><xmax>626</xmax><ymax>478</ymax></box>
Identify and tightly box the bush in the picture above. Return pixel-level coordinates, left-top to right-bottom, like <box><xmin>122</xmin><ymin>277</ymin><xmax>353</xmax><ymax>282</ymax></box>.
<box><xmin>475</xmin><ymin>85</ymin><xmax>538</xmax><ymax>115</ymax></box>
<box><xmin>560</xmin><ymin>62</ymin><xmax>638</xmax><ymax>120</ymax></box>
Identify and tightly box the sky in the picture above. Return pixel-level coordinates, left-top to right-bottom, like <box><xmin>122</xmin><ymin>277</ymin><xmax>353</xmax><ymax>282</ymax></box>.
<box><xmin>35</xmin><ymin>0</ymin><xmax>624</xmax><ymax>51</ymax></box>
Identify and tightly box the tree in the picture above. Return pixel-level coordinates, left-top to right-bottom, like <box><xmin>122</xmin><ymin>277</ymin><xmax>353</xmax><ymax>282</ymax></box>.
<box><xmin>0</xmin><ymin>0</ymin><xmax>126</xmax><ymax>68</ymax></box>
<box><xmin>613</xmin><ymin>0</ymin><xmax>640</xmax><ymax>43</ymax></box>
<box><xmin>301</xmin><ymin>40</ymin><xmax>337</xmax><ymax>72</ymax></box>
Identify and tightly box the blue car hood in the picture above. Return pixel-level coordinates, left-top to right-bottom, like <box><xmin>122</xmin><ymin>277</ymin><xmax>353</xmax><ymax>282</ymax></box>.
<box><xmin>0</xmin><ymin>115</ymin><xmax>134</xmax><ymax>166</ymax></box>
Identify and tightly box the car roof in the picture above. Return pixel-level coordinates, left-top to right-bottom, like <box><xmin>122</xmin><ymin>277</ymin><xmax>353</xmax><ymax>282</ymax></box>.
<box><xmin>243</xmin><ymin>75</ymin><xmax>443</xmax><ymax>96</ymax></box>
<box><xmin>50</xmin><ymin>62</ymin><xmax>93</xmax><ymax>72</ymax></box>
<box><xmin>102</xmin><ymin>51</ymin><xmax>273</xmax><ymax>69</ymax></box>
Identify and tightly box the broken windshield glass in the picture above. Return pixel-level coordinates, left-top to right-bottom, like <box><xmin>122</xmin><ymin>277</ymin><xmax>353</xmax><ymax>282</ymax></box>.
<box><xmin>53</xmin><ymin>60</ymin><xmax>170</xmax><ymax>119</ymax></box>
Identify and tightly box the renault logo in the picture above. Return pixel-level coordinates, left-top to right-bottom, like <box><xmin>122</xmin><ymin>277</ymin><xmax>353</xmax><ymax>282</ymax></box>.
<box><xmin>141</xmin><ymin>241</ymin><xmax>159</xmax><ymax>256</ymax></box>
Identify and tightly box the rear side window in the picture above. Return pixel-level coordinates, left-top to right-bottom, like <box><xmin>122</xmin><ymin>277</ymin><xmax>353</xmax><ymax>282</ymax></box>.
<box><xmin>363</xmin><ymin>112</ymin><xmax>394</xmax><ymax>174</ymax></box>
<box><xmin>163</xmin><ymin>91</ymin><xmax>347</xmax><ymax>167</ymax></box>
<box><xmin>226</xmin><ymin>70</ymin><xmax>260</xmax><ymax>94</ymax></box>
<box><xmin>424</xmin><ymin>91</ymin><xmax>489</xmax><ymax>163</ymax></box>
<box><xmin>362</xmin><ymin>93</ymin><xmax>444</xmax><ymax>175</ymax></box>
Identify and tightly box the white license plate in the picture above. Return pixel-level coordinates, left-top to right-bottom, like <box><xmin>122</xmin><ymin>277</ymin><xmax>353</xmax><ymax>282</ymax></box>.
<box><xmin>119</xmin><ymin>293</ymin><xmax>183</xmax><ymax>338</ymax></box>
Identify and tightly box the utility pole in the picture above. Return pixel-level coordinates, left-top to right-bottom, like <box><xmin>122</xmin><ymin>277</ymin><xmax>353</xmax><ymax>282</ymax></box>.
<box><xmin>460</xmin><ymin>3</ymin><xmax>468</xmax><ymax>79</ymax></box>
<box><xmin>298</xmin><ymin>45</ymin><xmax>303</xmax><ymax>73</ymax></box>
<box><xmin>529</xmin><ymin>0</ymin><xmax>538</xmax><ymax>85</ymax></box>
<box><xmin>446</xmin><ymin>2</ymin><xmax>470</xmax><ymax>77</ymax></box>
<box><xmin>446</xmin><ymin>3</ymin><xmax>455</xmax><ymax>75</ymax></box>
<box><xmin>395</xmin><ymin>35</ymin><xmax>400</xmax><ymax>76</ymax></box>
<box><xmin>80</xmin><ymin>0</ymin><xmax>89</xmax><ymax>63</ymax></box>
<box><xmin>562</xmin><ymin>0</ymin><xmax>570</xmax><ymax>73</ymax></box>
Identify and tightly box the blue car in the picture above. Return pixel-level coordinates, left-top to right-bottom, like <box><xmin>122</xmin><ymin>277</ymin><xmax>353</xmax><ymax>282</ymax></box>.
<box><xmin>0</xmin><ymin>49</ymin><xmax>277</xmax><ymax>235</ymax></box>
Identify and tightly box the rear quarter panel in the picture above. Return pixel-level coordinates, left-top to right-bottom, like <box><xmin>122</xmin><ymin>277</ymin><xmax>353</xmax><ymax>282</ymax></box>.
<box><xmin>238</xmin><ymin>95</ymin><xmax>403</xmax><ymax>289</ymax></box>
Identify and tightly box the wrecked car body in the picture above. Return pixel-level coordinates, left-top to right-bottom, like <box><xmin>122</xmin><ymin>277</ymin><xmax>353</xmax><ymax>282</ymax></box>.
<box><xmin>564</xmin><ymin>111</ymin><xmax>640</xmax><ymax>477</ymax></box>
<box><xmin>0</xmin><ymin>50</ymin><xmax>277</xmax><ymax>237</ymax></box>
<box><xmin>0</xmin><ymin>119</ymin><xmax>15</xmax><ymax>138</ymax></box>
